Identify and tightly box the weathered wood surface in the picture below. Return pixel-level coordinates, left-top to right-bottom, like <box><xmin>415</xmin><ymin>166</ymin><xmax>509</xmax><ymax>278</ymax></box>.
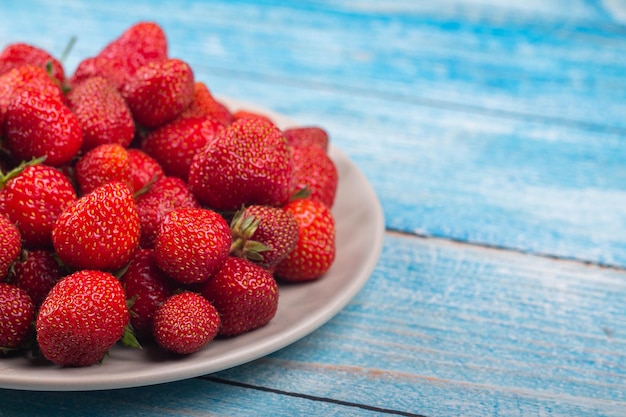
<box><xmin>1</xmin><ymin>1</ymin><xmax>625</xmax><ymax>416</ymax></box>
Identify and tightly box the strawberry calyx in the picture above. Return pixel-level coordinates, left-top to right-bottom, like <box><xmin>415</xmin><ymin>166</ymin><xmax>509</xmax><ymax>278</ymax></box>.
<box><xmin>120</xmin><ymin>324</ymin><xmax>142</xmax><ymax>349</ymax></box>
<box><xmin>229</xmin><ymin>207</ymin><xmax>272</xmax><ymax>262</ymax></box>
<box><xmin>132</xmin><ymin>174</ymin><xmax>160</xmax><ymax>198</ymax></box>
<box><xmin>0</xmin><ymin>156</ymin><xmax>46</xmax><ymax>189</ymax></box>
<box><xmin>290</xmin><ymin>186</ymin><xmax>311</xmax><ymax>201</ymax></box>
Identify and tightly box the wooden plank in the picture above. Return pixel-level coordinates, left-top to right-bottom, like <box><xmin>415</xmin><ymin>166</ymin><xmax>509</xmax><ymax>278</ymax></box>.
<box><xmin>1</xmin><ymin>234</ymin><xmax>624</xmax><ymax>416</ymax></box>
<box><xmin>209</xmin><ymin>233</ymin><xmax>626</xmax><ymax>416</ymax></box>
<box><xmin>2</xmin><ymin>1</ymin><xmax>626</xmax><ymax>266</ymax></box>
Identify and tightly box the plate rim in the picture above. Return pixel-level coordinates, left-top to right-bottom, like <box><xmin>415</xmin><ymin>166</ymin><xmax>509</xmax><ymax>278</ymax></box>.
<box><xmin>0</xmin><ymin>98</ymin><xmax>385</xmax><ymax>391</ymax></box>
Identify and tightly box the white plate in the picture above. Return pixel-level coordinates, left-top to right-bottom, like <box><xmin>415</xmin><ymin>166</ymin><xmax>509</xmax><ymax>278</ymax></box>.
<box><xmin>0</xmin><ymin>98</ymin><xmax>385</xmax><ymax>391</ymax></box>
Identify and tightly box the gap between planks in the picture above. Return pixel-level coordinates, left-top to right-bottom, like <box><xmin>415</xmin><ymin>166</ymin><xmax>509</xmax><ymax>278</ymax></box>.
<box><xmin>386</xmin><ymin>228</ymin><xmax>626</xmax><ymax>273</ymax></box>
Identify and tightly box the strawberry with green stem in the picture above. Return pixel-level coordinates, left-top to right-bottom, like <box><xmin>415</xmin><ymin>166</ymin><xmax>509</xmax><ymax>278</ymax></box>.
<box><xmin>229</xmin><ymin>204</ymin><xmax>298</xmax><ymax>270</ymax></box>
<box><xmin>0</xmin><ymin>42</ymin><xmax>65</xmax><ymax>85</ymax></box>
<box><xmin>36</xmin><ymin>269</ymin><xmax>140</xmax><ymax>366</ymax></box>
<box><xmin>0</xmin><ymin>158</ymin><xmax>77</xmax><ymax>249</ymax></box>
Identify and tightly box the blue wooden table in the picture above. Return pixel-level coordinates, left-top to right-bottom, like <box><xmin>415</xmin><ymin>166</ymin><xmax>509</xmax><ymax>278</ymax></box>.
<box><xmin>1</xmin><ymin>1</ymin><xmax>625</xmax><ymax>415</ymax></box>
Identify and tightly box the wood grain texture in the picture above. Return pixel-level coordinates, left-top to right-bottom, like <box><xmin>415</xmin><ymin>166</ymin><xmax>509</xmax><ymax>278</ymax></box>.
<box><xmin>1</xmin><ymin>1</ymin><xmax>625</xmax><ymax>416</ymax></box>
<box><xmin>0</xmin><ymin>234</ymin><xmax>623</xmax><ymax>416</ymax></box>
<box><xmin>4</xmin><ymin>0</ymin><xmax>624</xmax><ymax>266</ymax></box>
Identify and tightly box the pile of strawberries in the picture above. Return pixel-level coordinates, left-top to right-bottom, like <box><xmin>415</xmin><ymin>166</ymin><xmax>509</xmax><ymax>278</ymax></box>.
<box><xmin>0</xmin><ymin>22</ymin><xmax>338</xmax><ymax>366</ymax></box>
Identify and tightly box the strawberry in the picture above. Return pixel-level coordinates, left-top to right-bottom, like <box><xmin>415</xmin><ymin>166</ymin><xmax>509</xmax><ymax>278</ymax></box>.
<box><xmin>52</xmin><ymin>182</ymin><xmax>140</xmax><ymax>271</ymax></box>
<box><xmin>284</xmin><ymin>126</ymin><xmax>329</xmax><ymax>151</ymax></box>
<box><xmin>230</xmin><ymin>205</ymin><xmax>298</xmax><ymax>270</ymax></box>
<box><xmin>8</xmin><ymin>249</ymin><xmax>64</xmax><ymax>307</ymax></box>
<box><xmin>201</xmin><ymin>256</ymin><xmax>278</xmax><ymax>336</ymax></box>
<box><xmin>154</xmin><ymin>207</ymin><xmax>231</xmax><ymax>284</ymax></box>
<box><xmin>36</xmin><ymin>270</ymin><xmax>133</xmax><ymax>366</ymax></box>
<box><xmin>0</xmin><ymin>43</ymin><xmax>65</xmax><ymax>86</ymax></box>
<box><xmin>127</xmin><ymin>148</ymin><xmax>164</xmax><ymax>192</ymax></box>
<box><xmin>74</xmin><ymin>143</ymin><xmax>132</xmax><ymax>195</ymax></box>
<box><xmin>152</xmin><ymin>291</ymin><xmax>220</xmax><ymax>354</ymax></box>
<box><xmin>0</xmin><ymin>162</ymin><xmax>77</xmax><ymax>249</ymax></box>
<box><xmin>274</xmin><ymin>198</ymin><xmax>336</xmax><ymax>282</ymax></box>
<box><xmin>123</xmin><ymin>58</ymin><xmax>195</xmax><ymax>128</ymax></box>
<box><xmin>0</xmin><ymin>283</ymin><xmax>35</xmax><ymax>351</ymax></box>
<box><xmin>0</xmin><ymin>215</ymin><xmax>21</xmax><ymax>280</ymax></box>
<box><xmin>99</xmin><ymin>21</ymin><xmax>168</xmax><ymax>67</ymax></box>
<box><xmin>188</xmin><ymin>117</ymin><xmax>294</xmax><ymax>211</ymax></box>
<box><xmin>70</xmin><ymin>21</ymin><xmax>167</xmax><ymax>92</ymax></box>
<box><xmin>291</xmin><ymin>144</ymin><xmax>338</xmax><ymax>208</ymax></box>
<box><xmin>120</xmin><ymin>249</ymin><xmax>177</xmax><ymax>338</ymax></box>
<box><xmin>0</xmin><ymin>65</ymin><xmax>65</xmax><ymax>115</ymax></box>
<box><xmin>135</xmin><ymin>176</ymin><xmax>200</xmax><ymax>249</ymax></box>
<box><xmin>66</xmin><ymin>76</ymin><xmax>135</xmax><ymax>151</ymax></box>
<box><xmin>141</xmin><ymin>115</ymin><xmax>223</xmax><ymax>181</ymax></box>
<box><xmin>3</xmin><ymin>89</ymin><xmax>82</xmax><ymax>167</ymax></box>
<box><xmin>70</xmin><ymin>55</ymin><xmax>136</xmax><ymax>93</ymax></box>
<box><xmin>231</xmin><ymin>110</ymin><xmax>274</xmax><ymax>125</ymax></box>
<box><xmin>180</xmin><ymin>82</ymin><xmax>232</xmax><ymax>126</ymax></box>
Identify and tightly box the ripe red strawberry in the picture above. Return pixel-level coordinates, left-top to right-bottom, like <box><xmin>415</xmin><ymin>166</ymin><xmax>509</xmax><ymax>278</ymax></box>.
<box><xmin>123</xmin><ymin>58</ymin><xmax>195</xmax><ymax>128</ymax></box>
<box><xmin>70</xmin><ymin>21</ymin><xmax>167</xmax><ymax>92</ymax></box>
<box><xmin>188</xmin><ymin>117</ymin><xmax>294</xmax><ymax>211</ymax></box>
<box><xmin>274</xmin><ymin>198</ymin><xmax>336</xmax><ymax>282</ymax></box>
<box><xmin>0</xmin><ymin>43</ymin><xmax>65</xmax><ymax>85</ymax></box>
<box><xmin>74</xmin><ymin>143</ymin><xmax>132</xmax><ymax>195</ymax></box>
<box><xmin>230</xmin><ymin>205</ymin><xmax>298</xmax><ymax>270</ymax></box>
<box><xmin>180</xmin><ymin>82</ymin><xmax>232</xmax><ymax>126</ymax></box>
<box><xmin>66</xmin><ymin>76</ymin><xmax>135</xmax><ymax>151</ymax></box>
<box><xmin>0</xmin><ymin>283</ymin><xmax>35</xmax><ymax>351</ymax></box>
<box><xmin>231</xmin><ymin>110</ymin><xmax>274</xmax><ymax>125</ymax></box>
<box><xmin>0</xmin><ymin>215</ymin><xmax>21</xmax><ymax>280</ymax></box>
<box><xmin>36</xmin><ymin>270</ymin><xmax>133</xmax><ymax>366</ymax></box>
<box><xmin>99</xmin><ymin>21</ymin><xmax>168</xmax><ymax>67</ymax></box>
<box><xmin>8</xmin><ymin>249</ymin><xmax>64</xmax><ymax>307</ymax></box>
<box><xmin>0</xmin><ymin>163</ymin><xmax>77</xmax><ymax>249</ymax></box>
<box><xmin>127</xmin><ymin>148</ymin><xmax>164</xmax><ymax>192</ymax></box>
<box><xmin>201</xmin><ymin>256</ymin><xmax>278</xmax><ymax>336</ymax></box>
<box><xmin>154</xmin><ymin>207</ymin><xmax>231</xmax><ymax>284</ymax></box>
<box><xmin>120</xmin><ymin>249</ymin><xmax>177</xmax><ymax>338</ymax></box>
<box><xmin>135</xmin><ymin>176</ymin><xmax>200</xmax><ymax>249</ymax></box>
<box><xmin>152</xmin><ymin>291</ymin><xmax>220</xmax><ymax>354</ymax></box>
<box><xmin>3</xmin><ymin>89</ymin><xmax>82</xmax><ymax>167</ymax></box>
<box><xmin>291</xmin><ymin>144</ymin><xmax>338</xmax><ymax>208</ymax></box>
<box><xmin>52</xmin><ymin>182</ymin><xmax>140</xmax><ymax>271</ymax></box>
<box><xmin>284</xmin><ymin>126</ymin><xmax>329</xmax><ymax>151</ymax></box>
<box><xmin>141</xmin><ymin>115</ymin><xmax>223</xmax><ymax>181</ymax></box>
<box><xmin>0</xmin><ymin>65</ymin><xmax>65</xmax><ymax>114</ymax></box>
<box><xmin>70</xmin><ymin>55</ymin><xmax>136</xmax><ymax>92</ymax></box>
